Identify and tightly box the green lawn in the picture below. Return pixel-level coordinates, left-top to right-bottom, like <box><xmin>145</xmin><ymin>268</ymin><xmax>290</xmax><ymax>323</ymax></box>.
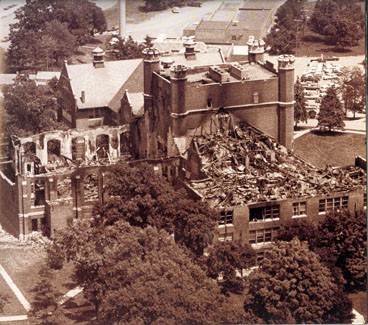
<box><xmin>293</xmin><ymin>132</ymin><xmax>366</xmax><ymax>168</ymax></box>
<box><xmin>0</xmin><ymin>274</ymin><xmax>26</xmax><ymax>316</ymax></box>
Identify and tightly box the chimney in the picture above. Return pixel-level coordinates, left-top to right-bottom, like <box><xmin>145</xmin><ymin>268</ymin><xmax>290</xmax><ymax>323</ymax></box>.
<box><xmin>161</xmin><ymin>57</ymin><xmax>175</xmax><ymax>69</ymax></box>
<box><xmin>81</xmin><ymin>91</ymin><xmax>85</xmax><ymax>103</ymax></box>
<box><xmin>184</xmin><ymin>40</ymin><xmax>196</xmax><ymax>60</ymax></box>
<box><xmin>92</xmin><ymin>47</ymin><xmax>105</xmax><ymax>68</ymax></box>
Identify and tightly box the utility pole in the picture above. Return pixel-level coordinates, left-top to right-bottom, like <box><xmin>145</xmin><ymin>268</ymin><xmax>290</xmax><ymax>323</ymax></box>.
<box><xmin>294</xmin><ymin>19</ymin><xmax>302</xmax><ymax>57</ymax></box>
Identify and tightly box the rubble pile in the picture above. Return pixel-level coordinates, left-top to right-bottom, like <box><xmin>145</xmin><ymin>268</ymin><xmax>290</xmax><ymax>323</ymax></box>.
<box><xmin>57</xmin><ymin>178</ymin><xmax>72</xmax><ymax>199</ymax></box>
<box><xmin>190</xmin><ymin>125</ymin><xmax>366</xmax><ymax>207</ymax></box>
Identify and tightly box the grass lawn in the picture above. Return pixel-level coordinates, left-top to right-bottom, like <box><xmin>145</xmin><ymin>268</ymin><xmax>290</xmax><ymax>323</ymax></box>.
<box><xmin>294</xmin><ymin>2</ymin><xmax>365</xmax><ymax>57</ymax></box>
<box><xmin>0</xmin><ymin>274</ymin><xmax>26</xmax><ymax>316</ymax></box>
<box><xmin>293</xmin><ymin>131</ymin><xmax>366</xmax><ymax>168</ymax></box>
<box><xmin>349</xmin><ymin>291</ymin><xmax>367</xmax><ymax>322</ymax></box>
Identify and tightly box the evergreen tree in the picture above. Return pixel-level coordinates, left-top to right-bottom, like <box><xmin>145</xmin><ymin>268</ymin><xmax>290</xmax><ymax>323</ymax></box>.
<box><xmin>294</xmin><ymin>77</ymin><xmax>308</xmax><ymax>127</ymax></box>
<box><xmin>317</xmin><ymin>86</ymin><xmax>345</xmax><ymax>131</ymax></box>
<box><xmin>244</xmin><ymin>238</ymin><xmax>353</xmax><ymax>324</ymax></box>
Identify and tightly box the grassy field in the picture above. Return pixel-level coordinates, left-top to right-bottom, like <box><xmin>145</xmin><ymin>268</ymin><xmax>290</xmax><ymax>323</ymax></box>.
<box><xmin>296</xmin><ymin>2</ymin><xmax>365</xmax><ymax>57</ymax></box>
<box><xmin>293</xmin><ymin>132</ymin><xmax>366</xmax><ymax>168</ymax></box>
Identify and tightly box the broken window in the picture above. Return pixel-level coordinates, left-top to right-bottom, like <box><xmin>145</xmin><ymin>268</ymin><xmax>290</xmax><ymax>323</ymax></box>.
<box><xmin>47</xmin><ymin>139</ymin><xmax>61</xmax><ymax>163</ymax></box>
<box><xmin>249</xmin><ymin>205</ymin><xmax>280</xmax><ymax>222</ymax></box>
<box><xmin>31</xmin><ymin>218</ymin><xmax>38</xmax><ymax>232</ymax></box>
<box><xmin>72</xmin><ymin>137</ymin><xmax>86</xmax><ymax>161</ymax></box>
<box><xmin>56</xmin><ymin>178</ymin><xmax>72</xmax><ymax>199</ymax></box>
<box><xmin>96</xmin><ymin>134</ymin><xmax>110</xmax><ymax>160</ymax></box>
<box><xmin>84</xmin><ymin>174</ymin><xmax>99</xmax><ymax>201</ymax></box>
<box><xmin>23</xmin><ymin>142</ymin><xmax>36</xmax><ymax>154</ymax></box>
<box><xmin>249</xmin><ymin>227</ymin><xmax>279</xmax><ymax>245</ymax></box>
<box><xmin>31</xmin><ymin>180</ymin><xmax>46</xmax><ymax>207</ymax></box>
<box><xmin>219</xmin><ymin>210</ymin><xmax>234</xmax><ymax>226</ymax></box>
<box><xmin>218</xmin><ymin>233</ymin><xmax>233</xmax><ymax>242</ymax></box>
<box><xmin>319</xmin><ymin>196</ymin><xmax>348</xmax><ymax>213</ymax></box>
<box><xmin>292</xmin><ymin>201</ymin><xmax>307</xmax><ymax>217</ymax></box>
<box><xmin>120</xmin><ymin>132</ymin><xmax>130</xmax><ymax>156</ymax></box>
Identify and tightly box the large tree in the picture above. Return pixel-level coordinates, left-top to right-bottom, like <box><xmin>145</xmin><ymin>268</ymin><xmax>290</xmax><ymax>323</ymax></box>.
<box><xmin>244</xmin><ymin>238</ymin><xmax>353</xmax><ymax>324</ymax></box>
<box><xmin>309</xmin><ymin>0</ymin><xmax>364</xmax><ymax>49</ymax></box>
<box><xmin>48</xmin><ymin>220</ymin><xmax>243</xmax><ymax>324</ymax></box>
<box><xmin>338</xmin><ymin>66</ymin><xmax>365</xmax><ymax>118</ymax></box>
<box><xmin>294</xmin><ymin>77</ymin><xmax>308</xmax><ymax>127</ymax></box>
<box><xmin>7</xmin><ymin>0</ymin><xmax>107</xmax><ymax>72</ymax></box>
<box><xmin>265</xmin><ymin>0</ymin><xmax>307</xmax><ymax>54</ymax></box>
<box><xmin>317</xmin><ymin>86</ymin><xmax>345</xmax><ymax>131</ymax></box>
<box><xmin>94</xmin><ymin>162</ymin><xmax>218</xmax><ymax>256</ymax></box>
<box><xmin>317</xmin><ymin>210</ymin><xmax>367</xmax><ymax>291</ymax></box>
<box><xmin>206</xmin><ymin>240</ymin><xmax>255</xmax><ymax>295</ymax></box>
<box><xmin>3</xmin><ymin>75</ymin><xmax>66</xmax><ymax>137</ymax></box>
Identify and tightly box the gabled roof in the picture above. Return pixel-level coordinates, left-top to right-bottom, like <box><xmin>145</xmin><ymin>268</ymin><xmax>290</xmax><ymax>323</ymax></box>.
<box><xmin>64</xmin><ymin>59</ymin><xmax>143</xmax><ymax>110</ymax></box>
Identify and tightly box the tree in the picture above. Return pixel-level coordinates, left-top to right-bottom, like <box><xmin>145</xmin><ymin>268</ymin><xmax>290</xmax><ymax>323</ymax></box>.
<box><xmin>265</xmin><ymin>0</ymin><xmax>307</xmax><ymax>55</ymax></box>
<box><xmin>28</xmin><ymin>265</ymin><xmax>65</xmax><ymax>325</ymax></box>
<box><xmin>94</xmin><ymin>162</ymin><xmax>218</xmax><ymax>256</ymax></box>
<box><xmin>244</xmin><ymin>238</ymin><xmax>353</xmax><ymax>324</ymax></box>
<box><xmin>317</xmin><ymin>210</ymin><xmax>367</xmax><ymax>291</ymax></box>
<box><xmin>3</xmin><ymin>75</ymin><xmax>66</xmax><ymax>137</ymax></box>
<box><xmin>144</xmin><ymin>0</ymin><xmax>185</xmax><ymax>12</ymax></box>
<box><xmin>309</xmin><ymin>0</ymin><xmax>364</xmax><ymax>49</ymax></box>
<box><xmin>294</xmin><ymin>77</ymin><xmax>308</xmax><ymax>127</ymax></box>
<box><xmin>338</xmin><ymin>66</ymin><xmax>365</xmax><ymax>118</ymax></box>
<box><xmin>7</xmin><ymin>0</ymin><xmax>107</xmax><ymax>72</ymax></box>
<box><xmin>49</xmin><ymin>219</ymin><xmax>240</xmax><ymax>324</ymax></box>
<box><xmin>111</xmin><ymin>36</ymin><xmax>144</xmax><ymax>60</ymax></box>
<box><xmin>206</xmin><ymin>241</ymin><xmax>255</xmax><ymax>295</ymax></box>
<box><xmin>317</xmin><ymin>86</ymin><xmax>345</xmax><ymax>131</ymax></box>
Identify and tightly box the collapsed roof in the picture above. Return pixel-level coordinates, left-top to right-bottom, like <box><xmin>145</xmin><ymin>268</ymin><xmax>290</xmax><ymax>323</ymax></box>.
<box><xmin>187</xmin><ymin>124</ymin><xmax>366</xmax><ymax>208</ymax></box>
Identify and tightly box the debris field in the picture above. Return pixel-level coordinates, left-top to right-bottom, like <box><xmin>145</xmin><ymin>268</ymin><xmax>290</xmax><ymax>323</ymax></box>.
<box><xmin>189</xmin><ymin>124</ymin><xmax>366</xmax><ymax>207</ymax></box>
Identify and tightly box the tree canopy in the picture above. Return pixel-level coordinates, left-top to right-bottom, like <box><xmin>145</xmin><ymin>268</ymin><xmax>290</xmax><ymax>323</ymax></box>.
<box><xmin>265</xmin><ymin>0</ymin><xmax>306</xmax><ymax>54</ymax></box>
<box><xmin>111</xmin><ymin>36</ymin><xmax>144</xmax><ymax>60</ymax></box>
<box><xmin>48</xmin><ymin>220</ymin><xmax>241</xmax><ymax>324</ymax></box>
<box><xmin>94</xmin><ymin>162</ymin><xmax>218</xmax><ymax>256</ymax></box>
<box><xmin>309</xmin><ymin>0</ymin><xmax>364</xmax><ymax>49</ymax></box>
<box><xmin>338</xmin><ymin>66</ymin><xmax>365</xmax><ymax>118</ymax></box>
<box><xmin>244</xmin><ymin>238</ymin><xmax>353</xmax><ymax>324</ymax></box>
<box><xmin>206</xmin><ymin>240</ymin><xmax>255</xmax><ymax>295</ymax></box>
<box><xmin>294</xmin><ymin>77</ymin><xmax>308</xmax><ymax>127</ymax></box>
<box><xmin>3</xmin><ymin>75</ymin><xmax>66</xmax><ymax>137</ymax></box>
<box><xmin>7</xmin><ymin>0</ymin><xmax>107</xmax><ymax>72</ymax></box>
<box><xmin>317</xmin><ymin>86</ymin><xmax>345</xmax><ymax>131</ymax></box>
<box><xmin>144</xmin><ymin>0</ymin><xmax>185</xmax><ymax>12</ymax></box>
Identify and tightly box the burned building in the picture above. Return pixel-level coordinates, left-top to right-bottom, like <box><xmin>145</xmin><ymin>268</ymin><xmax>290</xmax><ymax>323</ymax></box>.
<box><xmin>180</xmin><ymin>118</ymin><xmax>366</xmax><ymax>254</ymax></box>
<box><xmin>0</xmin><ymin>42</ymin><xmax>365</xmax><ymax>244</ymax></box>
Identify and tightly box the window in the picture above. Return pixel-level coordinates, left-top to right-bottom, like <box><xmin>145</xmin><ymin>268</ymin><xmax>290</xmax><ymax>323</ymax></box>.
<box><xmin>207</xmin><ymin>98</ymin><xmax>212</xmax><ymax>107</ymax></box>
<box><xmin>219</xmin><ymin>210</ymin><xmax>234</xmax><ymax>226</ymax></box>
<box><xmin>31</xmin><ymin>218</ymin><xmax>38</xmax><ymax>232</ymax></box>
<box><xmin>249</xmin><ymin>227</ymin><xmax>279</xmax><ymax>245</ymax></box>
<box><xmin>218</xmin><ymin>233</ymin><xmax>233</xmax><ymax>242</ymax></box>
<box><xmin>253</xmin><ymin>92</ymin><xmax>259</xmax><ymax>104</ymax></box>
<box><xmin>231</xmin><ymin>35</ymin><xmax>237</xmax><ymax>41</ymax></box>
<box><xmin>292</xmin><ymin>201</ymin><xmax>307</xmax><ymax>217</ymax></box>
<box><xmin>319</xmin><ymin>196</ymin><xmax>348</xmax><ymax>213</ymax></box>
<box><xmin>250</xmin><ymin>205</ymin><xmax>280</xmax><ymax>222</ymax></box>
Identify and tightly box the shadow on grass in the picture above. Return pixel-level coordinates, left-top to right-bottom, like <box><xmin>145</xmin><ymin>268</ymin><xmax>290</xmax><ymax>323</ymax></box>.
<box><xmin>311</xmin><ymin>129</ymin><xmax>344</xmax><ymax>136</ymax></box>
<box><xmin>302</xmin><ymin>34</ymin><xmax>325</xmax><ymax>43</ymax></box>
<box><xmin>345</xmin><ymin>116</ymin><xmax>363</xmax><ymax>121</ymax></box>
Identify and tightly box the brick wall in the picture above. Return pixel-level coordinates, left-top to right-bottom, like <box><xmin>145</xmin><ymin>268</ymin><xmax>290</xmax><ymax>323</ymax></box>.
<box><xmin>0</xmin><ymin>172</ymin><xmax>19</xmax><ymax>237</ymax></box>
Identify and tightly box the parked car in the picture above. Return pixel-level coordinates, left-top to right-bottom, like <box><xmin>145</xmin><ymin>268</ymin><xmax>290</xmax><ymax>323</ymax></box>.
<box><xmin>172</xmin><ymin>7</ymin><xmax>179</xmax><ymax>13</ymax></box>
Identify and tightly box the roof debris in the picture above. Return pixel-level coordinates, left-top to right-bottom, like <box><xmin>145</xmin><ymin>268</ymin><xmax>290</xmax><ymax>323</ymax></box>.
<box><xmin>188</xmin><ymin>124</ymin><xmax>366</xmax><ymax>207</ymax></box>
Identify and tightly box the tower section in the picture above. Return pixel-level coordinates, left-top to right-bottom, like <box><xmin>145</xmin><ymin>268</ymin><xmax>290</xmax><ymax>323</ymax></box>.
<box><xmin>142</xmin><ymin>47</ymin><xmax>160</xmax><ymax>106</ymax></box>
<box><xmin>277</xmin><ymin>54</ymin><xmax>295</xmax><ymax>149</ymax></box>
<box><xmin>170</xmin><ymin>65</ymin><xmax>188</xmax><ymax>116</ymax></box>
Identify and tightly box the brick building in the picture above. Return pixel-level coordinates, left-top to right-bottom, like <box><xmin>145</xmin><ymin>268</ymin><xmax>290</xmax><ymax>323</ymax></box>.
<box><xmin>183</xmin><ymin>0</ymin><xmax>284</xmax><ymax>45</ymax></box>
<box><xmin>0</xmin><ymin>42</ymin><xmax>365</xmax><ymax>245</ymax></box>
